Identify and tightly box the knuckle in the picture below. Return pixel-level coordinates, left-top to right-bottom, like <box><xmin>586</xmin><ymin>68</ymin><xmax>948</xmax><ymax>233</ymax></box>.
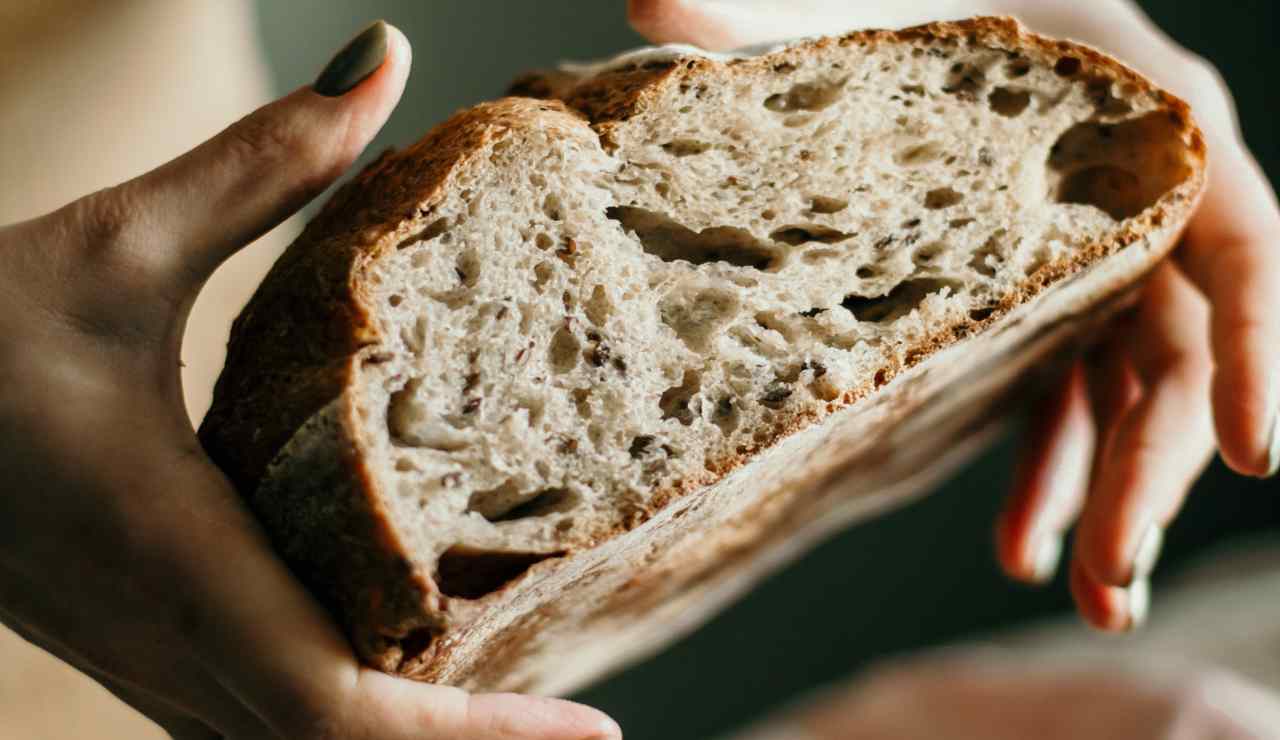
<box><xmin>226</xmin><ymin>108</ymin><xmax>302</xmax><ymax>166</ymax></box>
<box><xmin>225</xmin><ymin>105</ymin><xmax>344</xmax><ymax>193</ymax></box>
<box><xmin>73</xmin><ymin>184</ymin><xmax>145</xmax><ymax>252</ymax></box>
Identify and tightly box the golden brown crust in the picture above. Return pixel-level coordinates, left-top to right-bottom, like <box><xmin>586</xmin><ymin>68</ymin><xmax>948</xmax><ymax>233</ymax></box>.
<box><xmin>200</xmin><ymin>17</ymin><xmax>1207</xmax><ymax>687</ymax></box>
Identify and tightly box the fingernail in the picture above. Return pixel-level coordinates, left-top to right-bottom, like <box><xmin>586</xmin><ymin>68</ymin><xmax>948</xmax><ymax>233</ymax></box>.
<box><xmin>1030</xmin><ymin>534</ymin><xmax>1063</xmax><ymax>584</ymax></box>
<box><xmin>1126</xmin><ymin>578</ymin><xmax>1150</xmax><ymax>630</ymax></box>
<box><xmin>314</xmin><ymin>20</ymin><xmax>389</xmax><ymax>97</ymax></box>
<box><xmin>586</xmin><ymin>715</ymin><xmax>623</xmax><ymax>740</ymax></box>
<box><xmin>1130</xmin><ymin>523</ymin><xmax>1164</xmax><ymax>584</ymax></box>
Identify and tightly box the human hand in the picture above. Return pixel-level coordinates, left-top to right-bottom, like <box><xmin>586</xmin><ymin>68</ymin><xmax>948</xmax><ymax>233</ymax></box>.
<box><xmin>0</xmin><ymin>20</ymin><xmax>618</xmax><ymax>740</ymax></box>
<box><xmin>732</xmin><ymin>651</ymin><xmax>1280</xmax><ymax>739</ymax></box>
<box><xmin>626</xmin><ymin>0</ymin><xmax>1280</xmax><ymax>631</ymax></box>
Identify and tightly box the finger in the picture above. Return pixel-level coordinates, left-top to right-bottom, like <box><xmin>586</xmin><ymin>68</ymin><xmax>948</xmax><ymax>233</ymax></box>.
<box><xmin>1069</xmin><ymin>555</ymin><xmax>1140</xmax><ymax>633</ymax></box>
<box><xmin>65</xmin><ymin>20</ymin><xmax>411</xmax><ymax>290</ymax></box>
<box><xmin>626</xmin><ymin>0</ymin><xmax>929</xmax><ymax>50</ymax></box>
<box><xmin>1074</xmin><ymin>263</ymin><xmax>1214</xmax><ymax>610</ymax></box>
<box><xmin>1177</xmin><ymin>138</ymin><xmax>1280</xmax><ymax>478</ymax></box>
<box><xmin>1082</xmin><ymin>315</ymin><xmax>1146</xmax><ymax>464</ymax></box>
<box><xmin>350</xmin><ymin>672</ymin><xmax>623</xmax><ymax>740</ymax></box>
<box><xmin>996</xmin><ymin>361</ymin><xmax>1093</xmax><ymax>584</ymax></box>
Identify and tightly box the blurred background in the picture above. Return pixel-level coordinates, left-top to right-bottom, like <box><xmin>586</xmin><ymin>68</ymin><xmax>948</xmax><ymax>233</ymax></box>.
<box><xmin>0</xmin><ymin>1</ymin><xmax>1277</xmax><ymax>738</ymax></box>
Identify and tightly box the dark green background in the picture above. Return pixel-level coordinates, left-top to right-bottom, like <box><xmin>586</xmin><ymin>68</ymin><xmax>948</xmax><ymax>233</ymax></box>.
<box><xmin>256</xmin><ymin>3</ymin><xmax>1280</xmax><ymax>738</ymax></box>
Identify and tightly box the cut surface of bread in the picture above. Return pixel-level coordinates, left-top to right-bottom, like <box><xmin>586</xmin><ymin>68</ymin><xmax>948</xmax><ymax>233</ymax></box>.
<box><xmin>200</xmin><ymin>17</ymin><xmax>1205</xmax><ymax>694</ymax></box>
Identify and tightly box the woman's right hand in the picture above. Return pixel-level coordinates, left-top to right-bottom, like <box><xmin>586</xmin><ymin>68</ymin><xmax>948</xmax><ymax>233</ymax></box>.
<box><xmin>0</xmin><ymin>20</ymin><xmax>618</xmax><ymax>740</ymax></box>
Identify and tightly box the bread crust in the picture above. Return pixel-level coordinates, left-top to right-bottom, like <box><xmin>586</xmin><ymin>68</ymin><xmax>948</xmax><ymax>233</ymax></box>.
<box><xmin>200</xmin><ymin>17</ymin><xmax>1206</xmax><ymax>692</ymax></box>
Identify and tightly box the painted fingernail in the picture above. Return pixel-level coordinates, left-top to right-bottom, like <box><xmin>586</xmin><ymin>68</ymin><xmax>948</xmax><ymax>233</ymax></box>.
<box><xmin>1126</xmin><ymin>578</ymin><xmax>1150</xmax><ymax>630</ymax></box>
<box><xmin>314</xmin><ymin>20</ymin><xmax>389</xmax><ymax>97</ymax></box>
<box><xmin>1031</xmin><ymin>534</ymin><xmax>1063</xmax><ymax>584</ymax></box>
<box><xmin>1131</xmin><ymin>523</ymin><xmax>1164</xmax><ymax>584</ymax></box>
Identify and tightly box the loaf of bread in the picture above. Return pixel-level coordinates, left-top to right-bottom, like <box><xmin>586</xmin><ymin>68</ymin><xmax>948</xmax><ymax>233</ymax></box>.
<box><xmin>199</xmin><ymin>17</ymin><xmax>1205</xmax><ymax>695</ymax></box>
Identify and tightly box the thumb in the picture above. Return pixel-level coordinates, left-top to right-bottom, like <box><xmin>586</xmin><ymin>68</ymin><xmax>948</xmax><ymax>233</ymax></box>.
<box><xmin>87</xmin><ymin>20</ymin><xmax>411</xmax><ymax>287</ymax></box>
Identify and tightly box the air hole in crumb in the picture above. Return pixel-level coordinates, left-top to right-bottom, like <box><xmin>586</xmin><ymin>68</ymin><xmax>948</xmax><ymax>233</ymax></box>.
<box><xmin>422</xmin><ymin>217</ymin><xmax>450</xmax><ymax>241</ymax></box>
<box><xmin>808</xmin><ymin>196</ymin><xmax>849</xmax><ymax>214</ymax></box>
<box><xmin>662</xmin><ymin>139</ymin><xmax>711</xmax><ymax>156</ymax></box>
<box><xmin>542</xmin><ymin>194</ymin><xmax>564</xmax><ymax>220</ymax></box>
<box><xmin>760</xmin><ymin>382</ymin><xmax>793</xmax><ymax>409</ymax></box>
<box><xmin>761</xmin><ymin>209</ymin><xmax>777</xmax><ymax>220</ymax></box>
<box><xmin>572</xmin><ymin>388</ymin><xmax>592</xmax><ymax>419</ymax></box>
<box><xmin>969</xmin><ymin>230</ymin><xmax>1006</xmax><ymax>278</ymax></box>
<box><xmin>856</xmin><ymin>265</ymin><xmax>879</xmax><ymax>279</ymax></box>
<box><xmin>401</xmin><ymin>316</ymin><xmax>428</xmax><ymax>354</ymax></box>
<box><xmin>1005</xmin><ymin>59</ymin><xmax>1031</xmax><ymax>78</ymax></box>
<box><xmin>388</xmin><ymin>294</ymin><xmax>403</xmax><ymax>307</ymax></box>
<box><xmin>924</xmin><ymin>187</ymin><xmax>965</xmax><ymax>209</ymax></box>
<box><xmin>968</xmin><ymin>306</ymin><xmax>996</xmax><ymax>321</ymax></box>
<box><xmin>770</xmin><ymin>225</ymin><xmax>853</xmax><ymax>245</ymax></box>
<box><xmin>435</xmin><ymin>546</ymin><xmax>562</xmax><ymax>600</ymax></box>
<box><xmin>1084</xmin><ymin>77</ymin><xmax>1133</xmax><ymax>116</ymax></box>
<box><xmin>585</xmin><ymin>285</ymin><xmax>613</xmax><ymax>326</ymax></box>
<box><xmin>754</xmin><ymin>311</ymin><xmax>797</xmax><ymax>341</ymax></box>
<box><xmin>456</xmin><ymin>250</ymin><xmax>480</xmax><ymax>287</ymax></box>
<box><xmin>388</xmin><ymin>379</ymin><xmax>470</xmax><ymax>451</ymax></box>
<box><xmin>534</xmin><ymin>233</ymin><xmax>554</xmax><ymax>250</ymax></box>
<box><xmin>1054</xmin><ymin>56</ymin><xmax>1081</xmax><ymax>77</ymax></box>
<box><xmin>481</xmin><ymin>487</ymin><xmax>580</xmax><ymax>523</ymax></box>
<box><xmin>609</xmin><ymin>206</ymin><xmax>779</xmax><ymax>270</ymax></box>
<box><xmin>943</xmin><ymin>63</ymin><xmax>985</xmax><ymax>99</ymax></box>
<box><xmin>1057</xmin><ymin>166</ymin><xmax>1146</xmax><ymax>220</ymax></box>
<box><xmin>895</xmin><ymin>141</ymin><xmax>945</xmax><ymax>167</ymax></box>
<box><xmin>802</xmin><ymin>248</ymin><xmax>841</xmax><ymax>263</ymax></box>
<box><xmin>913</xmin><ymin>242</ymin><xmax>946</xmax><ymax>264</ymax></box>
<box><xmin>659</xmin><ymin>370</ymin><xmax>702</xmax><ymax>426</ymax></box>
<box><xmin>763</xmin><ymin>78</ymin><xmax>845</xmax><ymax>112</ymax></box>
<box><xmin>532</xmin><ymin>261</ymin><xmax>554</xmax><ymax>293</ymax></box>
<box><xmin>712</xmin><ymin>397</ymin><xmax>739</xmax><ymax>436</ymax></box>
<box><xmin>394</xmin><ymin>458</ymin><xmax>416</xmax><ymax>472</ymax></box>
<box><xmin>988</xmin><ymin>86</ymin><xmax>1031</xmax><ymax>117</ymax></box>
<box><xmin>1049</xmin><ymin>113</ymin><xmax>1192</xmax><ymax>219</ymax></box>
<box><xmin>548</xmin><ymin>327</ymin><xmax>580</xmax><ymax>374</ymax></box>
<box><xmin>841</xmin><ymin>278</ymin><xmax>963</xmax><ymax>323</ymax></box>
<box><xmin>659</xmin><ymin>287</ymin><xmax>739</xmax><ymax>353</ymax></box>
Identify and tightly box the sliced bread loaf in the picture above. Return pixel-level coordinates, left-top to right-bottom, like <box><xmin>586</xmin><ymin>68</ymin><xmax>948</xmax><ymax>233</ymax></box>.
<box><xmin>199</xmin><ymin>17</ymin><xmax>1206</xmax><ymax>695</ymax></box>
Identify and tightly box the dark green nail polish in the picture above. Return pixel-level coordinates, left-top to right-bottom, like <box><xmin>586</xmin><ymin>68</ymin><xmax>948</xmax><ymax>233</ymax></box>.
<box><xmin>314</xmin><ymin>20</ymin><xmax>389</xmax><ymax>97</ymax></box>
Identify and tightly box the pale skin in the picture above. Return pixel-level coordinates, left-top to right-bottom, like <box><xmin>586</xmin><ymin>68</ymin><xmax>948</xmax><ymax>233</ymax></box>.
<box><xmin>0</xmin><ymin>2</ymin><xmax>1276</xmax><ymax>740</ymax></box>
